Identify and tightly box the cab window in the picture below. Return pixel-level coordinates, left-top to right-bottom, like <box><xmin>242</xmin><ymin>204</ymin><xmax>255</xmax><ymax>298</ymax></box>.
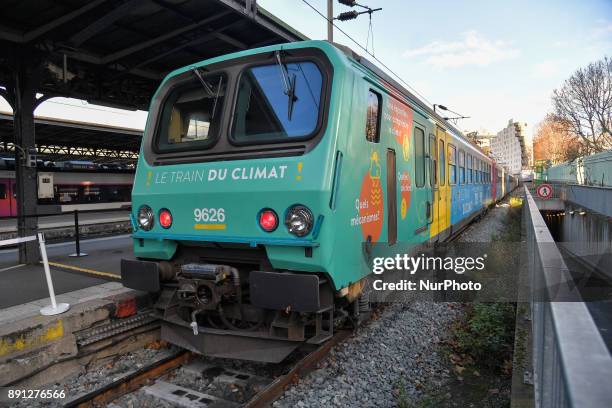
<box><xmin>156</xmin><ymin>73</ymin><xmax>226</xmax><ymax>151</ymax></box>
<box><xmin>232</xmin><ymin>62</ymin><xmax>324</xmax><ymax>143</ymax></box>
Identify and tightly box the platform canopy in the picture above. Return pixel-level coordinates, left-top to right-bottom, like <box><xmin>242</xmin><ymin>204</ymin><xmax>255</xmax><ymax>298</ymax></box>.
<box><xmin>0</xmin><ymin>0</ymin><xmax>306</xmax><ymax>263</ymax></box>
<box><xmin>0</xmin><ymin>112</ymin><xmax>142</xmax><ymax>164</ymax></box>
<box><xmin>0</xmin><ymin>0</ymin><xmax>306</xmax><ymax>110</ymax></box>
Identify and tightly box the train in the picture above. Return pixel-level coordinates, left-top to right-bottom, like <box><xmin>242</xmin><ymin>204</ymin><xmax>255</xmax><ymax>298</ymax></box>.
<box><xmin>0</xmin><ymin>159</ymin><xmax>134</xmax><ymax>216</ymax></box>
<box><xmin>121</xmin><ymin>40</ymin><xmax>518</xmax><ymax>362</ymax></box>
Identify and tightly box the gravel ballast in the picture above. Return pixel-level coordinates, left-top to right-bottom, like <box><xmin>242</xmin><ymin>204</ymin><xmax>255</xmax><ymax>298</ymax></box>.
<box><xmin>274</xmin><ymin>302</ymin><xmax>461</xmax><ymax>408</ymax></box>
<box><xmin>274</xmin><ymin>193</ymin><xmax>522</xmax><ymax>407</ymax></box>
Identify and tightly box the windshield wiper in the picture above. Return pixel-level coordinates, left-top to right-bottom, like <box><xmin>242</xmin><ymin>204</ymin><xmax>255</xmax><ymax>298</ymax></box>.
<box><xmin>275</xmin><ymin>51</ymin><xmax>298</xmax><ymax>120</ymax></box>
<box><xmin>191</xmin><ymin>67</ymin><xmax>215</xmax><ymax>96</ymax></box>
<box><xmin>192</xmin><ymin>68</ymin><xmax>223</xmax><ymax>119</ymax></box>
<box><xmin>211</xmin><ymin>76</ymin><xmax>222</xmax><ymax>120</ymax></box>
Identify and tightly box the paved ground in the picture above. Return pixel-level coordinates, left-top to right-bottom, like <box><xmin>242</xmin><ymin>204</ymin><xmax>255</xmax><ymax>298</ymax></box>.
<box><xmin>0</xmin><ymin>234</ymin><xmax>133</xmax><ymax>309</ymax></box>
<box><xmin>0</xmin><ymin>210</ymin><xmax>129</xmax><ymax>233</ymax></box>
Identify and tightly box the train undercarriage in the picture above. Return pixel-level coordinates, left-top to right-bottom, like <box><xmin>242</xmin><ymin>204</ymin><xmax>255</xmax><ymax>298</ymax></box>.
<box><xmin>122</xmin><ymin>244</ymin><xmax>368</xmax><ymax>362</ymax></box>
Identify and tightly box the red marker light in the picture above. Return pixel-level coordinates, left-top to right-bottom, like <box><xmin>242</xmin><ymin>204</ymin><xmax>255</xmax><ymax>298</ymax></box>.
<box><xmin>159</xmin><ymin>209</ymin><xmax>173</xmax><ymax>229</ymax></box>
<box><xmin>259</xmin><ymin>209</ymin><xmax>278</xmax><ymax>232</ymax></box>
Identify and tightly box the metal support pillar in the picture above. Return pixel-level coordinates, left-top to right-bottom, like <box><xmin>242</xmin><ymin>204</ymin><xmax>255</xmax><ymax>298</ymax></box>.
<box><xmin>327</xmin><ymin>0</ymin><xmax>333</xmax><ymax>42</ymax></box>
<box><xmin>11</xmin><ymin>56</ymin><xmax>40</xmax><ymax>264</ymax></box>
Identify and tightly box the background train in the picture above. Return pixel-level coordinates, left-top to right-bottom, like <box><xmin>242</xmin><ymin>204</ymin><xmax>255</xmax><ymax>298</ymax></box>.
<box><xmin>0</xmin><ymin>158</ymin><xmax>133</xmax><ymax>216</ymax></box>
<box><xmin>122</xmin><ymin>40</ymin><xmax>518</xmax><ymax>362</ymax></box>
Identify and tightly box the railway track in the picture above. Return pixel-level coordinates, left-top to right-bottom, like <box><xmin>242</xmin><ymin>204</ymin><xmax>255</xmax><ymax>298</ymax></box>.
<box><xmin>54</xmin><ymin>201</ymin><xmax>504</xmax><ymax>408</ymax></box>
<box><xmin>63</xmin><ymin>330</ymin><xmax>352</xmax><ymax>408</ymax></box>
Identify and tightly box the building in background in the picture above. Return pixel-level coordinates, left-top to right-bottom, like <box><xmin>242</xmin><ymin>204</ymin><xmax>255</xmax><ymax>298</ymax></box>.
<box><xmin>490</xmin><ymin>119</ymin><xmax>529</xmax><ymax>175</ymax></box>
<box><xmin>465</xmin><ymin>129</ymin><xmax>495</xmax><ymax>155</ymax></box>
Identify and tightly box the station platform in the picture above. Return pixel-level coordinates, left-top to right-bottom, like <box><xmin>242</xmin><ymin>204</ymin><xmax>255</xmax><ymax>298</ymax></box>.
<box><xmin>0</xmin><ymin>282</ymin><xmax>154</xmax><ymax>387</ymax></box>
<box><xmin>0</xmin><ymin>234</ymin><xmax>161</xmax><ymax>387</ymax></box>
<box><xmin>0</xmin><ymin>234</ymin><xmax>133</xmax><ymax>310</ymax></box>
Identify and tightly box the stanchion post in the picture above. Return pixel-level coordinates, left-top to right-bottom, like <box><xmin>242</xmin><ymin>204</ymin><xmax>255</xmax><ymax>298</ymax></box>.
<box><xmin>38</xmin><ymin>232</ymin><xmax>70</xmax><ymax>316</ymax></box>
<box><xmin>69</xmin><ymin>209</ymin><xmax>87</xmax><ymax>257</ymax></box>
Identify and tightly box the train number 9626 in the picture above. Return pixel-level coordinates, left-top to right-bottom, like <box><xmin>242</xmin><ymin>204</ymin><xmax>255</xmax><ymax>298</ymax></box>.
<box><xmin>194</xmin><ymin>208</ymin><xmax>226</xmax><ymax>223</ymax></box>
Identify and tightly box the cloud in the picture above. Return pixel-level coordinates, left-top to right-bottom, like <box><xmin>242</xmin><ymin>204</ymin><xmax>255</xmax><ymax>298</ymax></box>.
<box><xmin>402</xmin><ymin>30</ymin><xmax>520</xmax><ymax>69</ymax></box>
<box><xmin>590</xmin><ymin>21</ymin><xmax>612</xmax><ymax>39</ymax></box>
<box><xmin>532</xmin><ymin>61</ymin><xmax>561</xmax><ymax>77</ymax></box>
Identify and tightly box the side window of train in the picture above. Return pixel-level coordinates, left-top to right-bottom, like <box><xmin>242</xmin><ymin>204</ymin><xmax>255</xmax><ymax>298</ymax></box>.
<box><xmin>481</xmin><ymin>161</ymin><xmax>485</xmax><ymax>183</ymax></box>
<box><xmin>458</xmin><ymin>150</ymin><xmax>465</xmax><ymax>185</ymax></box>
<box><xmin>439</xmin><ymin>140</ymin><xmax>446</xmax><ymax>185</ymax></box>
<box><xmin>448</xmin><ymin>144</ymin><xmax>457</xmax><ymax>185</ymax></box>
<box><xmin>366</xmin><ymin>90</ymin><xmax>381</xmax><ymax>143</ymax></box>
<box><xmin>0</xmin><ymin>184</ymin><xmax>5</xmax><ymax>200</ymax></box>
<box><xmin>414</xmin><ymin>126</ymin><xmax>426</xmax><ymax>188</ymax></box>
<box><xmin>467</xmin><ymin>154</ymin><xmax>472</xmax><ymax>184</ymax></box>
<box><xmin>429</xmin><ymin>134</ymin><xmax>437</xmax><ymax>186</ymax></box>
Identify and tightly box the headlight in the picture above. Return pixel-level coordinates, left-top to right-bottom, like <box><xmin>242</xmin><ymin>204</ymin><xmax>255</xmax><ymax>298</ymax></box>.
<box><xmin>137</xmin><ymin>205</ymin><xmax>154</xmax><ymax>231</ymax></box>
<box><xmin>285</xmin><ymin>205</ymin><xmax>314</xmax><ymax>237</ymax></box>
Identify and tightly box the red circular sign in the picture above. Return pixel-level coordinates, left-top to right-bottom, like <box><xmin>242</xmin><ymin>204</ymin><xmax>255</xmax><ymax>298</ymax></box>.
<box><xmin>536</xmin><ymin>183</ymin><xmax>553</xmax><ymax>199</ymax></box>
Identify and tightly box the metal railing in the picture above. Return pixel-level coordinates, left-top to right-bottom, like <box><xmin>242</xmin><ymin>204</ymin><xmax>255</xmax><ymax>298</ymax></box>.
<box><xmin>527</xmin><ymin>181</ymin><xmax>612</xmax><ymax>217</ymax></box>
<box><xmin>524</xmin><ymin>186</ymin><xmax>612</xmax><ymax>407</ymax></box>
<box><xmin>0</xmin><ymin>206</ymin><xmax>131</xmax><ymax>257</ymax></box>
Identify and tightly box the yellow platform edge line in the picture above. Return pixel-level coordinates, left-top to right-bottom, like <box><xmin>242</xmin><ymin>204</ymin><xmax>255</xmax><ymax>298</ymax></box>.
<box><xmin>46</xmin><ymin>261</ymin><xmax>120</xmax><ymax>279</ymax></box>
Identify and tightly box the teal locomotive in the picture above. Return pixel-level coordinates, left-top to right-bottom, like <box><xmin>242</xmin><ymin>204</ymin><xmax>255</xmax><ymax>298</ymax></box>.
<box><xmin>122</xmin><ymin>40</ymin><xmax>517</xmax><ymax>362</ymax></box>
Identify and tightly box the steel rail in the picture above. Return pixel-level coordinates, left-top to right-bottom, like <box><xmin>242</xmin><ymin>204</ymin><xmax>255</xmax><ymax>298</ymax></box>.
<box><xmin>244</xmin><ymin>329</ymin><xmax>352</xmax><ymax>408</ymax></box>
<box><xmin>63</xmin><ymin>351</ymin><xmax>192</xmax><ymax>408</ymax></box>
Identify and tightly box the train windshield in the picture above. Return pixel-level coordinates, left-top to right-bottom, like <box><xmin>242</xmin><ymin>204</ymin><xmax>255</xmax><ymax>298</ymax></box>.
<box><xmin>156</xmin><ymin>73</ymin><xmax>226</xmax><ymax>151</ymax></box>
<box><xmin>231</xmin><ymin>61</ymin><xmax>323</xmax><ymax>143</ymax></box>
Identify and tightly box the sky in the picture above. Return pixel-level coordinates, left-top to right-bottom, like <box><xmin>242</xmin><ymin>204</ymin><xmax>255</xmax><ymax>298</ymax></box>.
<box><xmin>1</xmin><ymin>0</ymin><xmax>611</xmax><ymax>140</ymax></box>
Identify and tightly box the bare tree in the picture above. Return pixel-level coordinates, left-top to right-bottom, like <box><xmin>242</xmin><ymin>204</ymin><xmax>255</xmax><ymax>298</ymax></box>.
<box><xmin>552</xmin><ymin>56</ymin><xmax>612</xmax><ymax>153</ymax></box>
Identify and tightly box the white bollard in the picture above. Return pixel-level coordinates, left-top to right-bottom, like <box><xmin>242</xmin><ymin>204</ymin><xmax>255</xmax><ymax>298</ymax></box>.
<box><xmin>37</xmin><ymin>232</ymin><xmax>70</xmax><ymax>316</ymax></box>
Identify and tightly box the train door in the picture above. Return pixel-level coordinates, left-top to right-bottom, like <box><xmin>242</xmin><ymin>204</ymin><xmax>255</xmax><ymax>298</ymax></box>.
<box><xmin>413</xmin><ymin>125</ymin><xmax>429</xmax><ymax>237</ymax></box>
<box><xmin>428</xmin><ymin>133</ymin><xmax>439</xmax><ymax>240</ymax></box>
<box><xmin>433</xmin><ymin>127</ymin><xmax>451</xmax><ymax>241</ymax></box>
<box><xmin>387</xmin><ymin>149</ymin><xmax>397</xmax><ymax>245</ymax></box>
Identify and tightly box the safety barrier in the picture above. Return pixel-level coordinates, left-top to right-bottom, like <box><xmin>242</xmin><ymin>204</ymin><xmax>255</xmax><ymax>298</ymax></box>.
<box><xmin>528</xmin><ymin>181</ymin><xmax>612</xmax><ymax>217</ymax></box>
<box><xmin>0</xmin><ymin>234</ymin><xmax>69</xmax><ymax>316</ymax></box>
<box><xmin>524</xmin><ymin>186</ymin><xmax>612</xmax><ymax>407</ymax></box>
<box><xmin>0</xmin><ymin>207</ymin><xmax>130</xmax><ymax>257</ymax></box>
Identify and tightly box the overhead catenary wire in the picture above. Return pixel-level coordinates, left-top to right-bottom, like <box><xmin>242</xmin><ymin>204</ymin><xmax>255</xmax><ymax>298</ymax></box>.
<box><xmin>301</xmin><ymin>0</ymin><xmax>433</xmax><ymax>106</ymax></box>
